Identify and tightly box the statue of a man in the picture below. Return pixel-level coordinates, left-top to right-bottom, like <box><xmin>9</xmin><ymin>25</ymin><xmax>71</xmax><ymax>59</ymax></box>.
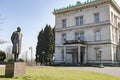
<box><xmin>11</xmin><ymin>27</ymin><xmax>22</xmax><ymax>61</ymax></box>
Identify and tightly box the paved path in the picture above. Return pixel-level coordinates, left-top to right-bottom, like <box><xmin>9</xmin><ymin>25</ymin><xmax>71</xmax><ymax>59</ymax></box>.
<box><xmin>62</xmin><ymin>67</ymin><xmax>120</xmax><ymax>78</ymax></box>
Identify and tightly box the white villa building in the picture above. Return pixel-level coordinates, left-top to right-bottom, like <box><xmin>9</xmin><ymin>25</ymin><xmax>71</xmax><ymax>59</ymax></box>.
<box><xmin>53</xmin><ymin>0</ymin><xmax>120</xmax><ymax>64</ymax></box>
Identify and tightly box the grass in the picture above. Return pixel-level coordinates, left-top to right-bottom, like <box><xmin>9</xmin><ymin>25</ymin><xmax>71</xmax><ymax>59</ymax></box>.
<box><xmin>0</xmin><ymin>66</ymin><xmax>120</xmax><ymax>80</ymax></box>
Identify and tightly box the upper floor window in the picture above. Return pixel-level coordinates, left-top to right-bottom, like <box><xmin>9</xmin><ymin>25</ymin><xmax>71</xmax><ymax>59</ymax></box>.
<box><xmin>114</xmin><ymin>15</ymin><xmax>117</xmax><ymax>25</ymax></box>
<box><xmin>80</xmin><ymin>16</ymin><xmax>83</xmax><ymax>25</ymax></box>
<box><xmin>111</xmin><ymin>12</ymin><xmax>113</xmax><ymax>23</ymax></box>
<box><xmin>75</xmin><ymin>17</ymin><xmax>79</xmax><ymax>26</ymax></box>
<box><xmin>75</xmin><ymin>33</ymin><xmax>79</xmax><ymax>40</ymax></box>
<box><xmin>95</xmin><ymin>31</ymin><xmax>100</xmax><ymax>41</ymax></box>
<box><xmin>62</xmin><ymin>33</ymin><xmax>66</xmax><ymax>43</ymax></box>
<box><xmin>94</xmin><ymin>13</ymin><xmax>99</xmax><ymax>23</ymax></box>
<box><xmin>75</xmin><ymin>16</ymin><xmax>84</xmax><ymax>26</ymax></box>
<box><xmin>62</xmin><ymin>19</ymin><xmax>66</xmax><ymax>28</ymax></box>
<box><xmin>80</xmin><ymin>32</ymin><xmax>84</xmax><ymax>41</ymax></box>
<box><xmin>75</xmin><ymin>32</ymin><xmax>84</xmax><ymax>41</ymax></box>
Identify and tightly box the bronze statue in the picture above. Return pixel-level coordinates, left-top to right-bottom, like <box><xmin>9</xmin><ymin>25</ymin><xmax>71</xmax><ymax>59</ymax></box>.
<box><xmin>11</xmin><ymin>27</ymin><xmax>22</xmax><ymax>61</ymax></box>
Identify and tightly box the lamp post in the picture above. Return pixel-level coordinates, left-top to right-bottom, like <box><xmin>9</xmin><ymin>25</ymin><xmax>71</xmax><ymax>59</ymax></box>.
<box><xmin>98</xmin><ymin>48</ymin><xmax>104</xmax><ymax>68</ymax></box>
<box><xmin>29</xmin><ymin>47</ymin><xmax>33</xmax><ymax>65</ymax></box>
<box><xmin>42</xmin><ymin>51</ymin><xmax>45</xmax><ymax>65</ymax></box>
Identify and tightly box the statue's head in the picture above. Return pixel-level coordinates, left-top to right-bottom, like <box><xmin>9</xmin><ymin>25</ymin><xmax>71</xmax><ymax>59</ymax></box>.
<box><xmin>17</xmin><ymin>27</ymin><xmax>21</xmax><ymax>32</ymax></box>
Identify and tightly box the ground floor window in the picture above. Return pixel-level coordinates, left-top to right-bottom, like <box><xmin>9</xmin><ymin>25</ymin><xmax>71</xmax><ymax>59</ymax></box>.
<box><xmin>95</xmin><ymin>48</ymin><xmax>101</xmax><ymax>61</ymax></box>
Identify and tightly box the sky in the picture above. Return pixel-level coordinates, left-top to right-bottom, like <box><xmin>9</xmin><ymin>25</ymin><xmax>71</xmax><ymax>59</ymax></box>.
<box><xmin>0</xmin><ymin>0</ymin><xmax>120</xmax><ymax>60</ymax></box>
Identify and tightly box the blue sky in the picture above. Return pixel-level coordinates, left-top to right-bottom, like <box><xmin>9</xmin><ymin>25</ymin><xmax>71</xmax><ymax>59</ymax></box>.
<box><xmin>0</xmin><ymin>0</ymin><xmax>120</xmax><ymax>59</ymax></box>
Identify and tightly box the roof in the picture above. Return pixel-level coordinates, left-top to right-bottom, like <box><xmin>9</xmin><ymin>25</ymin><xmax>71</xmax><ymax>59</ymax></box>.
<box><xmin>53</xmin><ymin>0</ymin><xmax>120</xmax><ymax>15</ymax></box>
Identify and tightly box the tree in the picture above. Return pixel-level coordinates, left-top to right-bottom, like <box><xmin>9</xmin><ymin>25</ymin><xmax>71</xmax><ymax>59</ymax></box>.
<box><xmin>44</xmin><ymin>25</ymin><xmax>54</xmax><ymax>64</ymax></box>
<box><xmin>5</xmin><ymin>46</ymin><xmax>13</xmax><ymax>59</ymax></box>
<box><xmin>0</xmin><ymin>15</ymin><xmax>7</xmax><ymax>44</ymax></box>
<box><xmin>0</xmin><ymin>50</ymin><xmax>6</xmax><ymax>61</ymax></box>
<box><xmin>36</xmin><ymin>24</ymin><xmax>55</xmax><ymax>65</ymax></box>
<box><xmin>36</xmin><ymin>29</ymin><xmax>44</xmax><ymax>64</ymax></box>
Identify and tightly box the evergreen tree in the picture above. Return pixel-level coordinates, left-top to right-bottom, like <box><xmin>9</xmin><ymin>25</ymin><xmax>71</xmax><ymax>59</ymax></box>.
<box><xmin>36</xmin><ymin>29</ymin><xmax>44</xmax><ymax>63</ymax></box>
<box><xmin>36</xmin><ymin>24</ymin><xmax>55</xmax><ymax>65</ymax></box>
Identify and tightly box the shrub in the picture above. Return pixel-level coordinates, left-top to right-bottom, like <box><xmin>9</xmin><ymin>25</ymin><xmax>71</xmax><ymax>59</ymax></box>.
<box><xmin>7</xmin><ymin>58</ymin><xmax>14</xmax><ymax>62</ymax></box>
<box><xmin>0</xmin><ymin>50</ymin><xmax>6</xmax><ymax>61</ymax></box>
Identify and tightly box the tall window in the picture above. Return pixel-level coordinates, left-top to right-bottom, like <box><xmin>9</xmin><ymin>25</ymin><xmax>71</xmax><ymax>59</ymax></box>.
<box><xmin>114</xmin><ymin>15</ymin><xmax>117</xmax><ymax>25</ymax></box>
<box><xmin>75</xmin><ymin>32</ymin><xmax>84</xmax><ymax>41</ymax></box>
<box><xmin>94</xmin><ymin>13</ymin><xmax>99</xmax><ymax>23</ymax></box>
<box><xmin>75</xmin><ymin>33</ymin><xmax>79</xmax><ymax>40</ymax></box>
<box><xmin>75</xmin><ymin>16</ymin><xmax>84</xmax><ymax>26</ymax></box>
<box><xmin>76</xmin><ymin>17</ymin><xmax>79</xmax><ymax>26</ymax></box>
<box><xmin>62</xmin><ymin>19</ymin><xmax>66</xmax><ymax>28</ymax></box>
<box><xmin>62</xmin><ymin>34</ymin><xmax>66</xmax><ymax>43</ymax></box>
<box><xmin>111</xmin><ymin>12</ymin><xmax>113</xmax><ymax>23</ymax></box>
<box><xmin>80</xmin><ymin>16</ymin><xmax>83</xmax><ymax>25</ymax></box>
<box><xmin>95</xmin><ymin>48</ymin><xmax>101</xmax><ymax>60</ymax></box>
<box><xmin>95</xmin><ymin>31</ymin><xmax>100</xmax><ymax>41</ymax></box>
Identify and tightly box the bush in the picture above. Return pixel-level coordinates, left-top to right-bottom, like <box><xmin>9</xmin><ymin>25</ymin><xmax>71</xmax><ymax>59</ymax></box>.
<box><xmin>7</xmin><ymin>58</ymin><xmax>14</xmax><ymax>62</ymax></box>
<box><xmin>0</xmin><ymin>50</ymin><xmax>6</xmax><ymax>61</ymax></box>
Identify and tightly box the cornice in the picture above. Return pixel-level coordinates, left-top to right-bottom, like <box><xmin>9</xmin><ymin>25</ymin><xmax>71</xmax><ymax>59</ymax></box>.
<box><xmin>53</xmin><ymin>0</ymin><xmax>120</xmax><ymax>15</ymax></box>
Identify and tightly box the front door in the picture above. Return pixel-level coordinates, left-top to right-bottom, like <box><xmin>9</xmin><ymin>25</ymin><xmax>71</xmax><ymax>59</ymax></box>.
<box><xmin>80</xmin><ymin>46</ymin><xmax>85</xmax><ymax>63</ymax></box>
<box><xmin>72</xmin><ymin>47</ymin><xmax>78</xmax><ymax>64</ymax></box>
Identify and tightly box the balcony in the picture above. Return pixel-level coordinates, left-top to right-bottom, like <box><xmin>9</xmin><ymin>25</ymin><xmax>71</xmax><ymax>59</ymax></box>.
<box><xmin>63</xmin><ymin>39</ymin><xmax>86</xmax><ymax>45</ymax></box>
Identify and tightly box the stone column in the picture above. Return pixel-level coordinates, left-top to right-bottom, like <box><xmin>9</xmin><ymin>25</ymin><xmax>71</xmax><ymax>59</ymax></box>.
<box><xmin>64</xmin><ymin>46</ymin><xmax>66</xmax><ymax>62</ymax></box>
<box><xmin>84</xmin><ymin>47</ymin><xmax>87</xmax><ymax>64</ymax></box>
<box><xmin>78</xmin><ymin>46</ymin><xmax>81</xmax><ymax>63</ymax></box>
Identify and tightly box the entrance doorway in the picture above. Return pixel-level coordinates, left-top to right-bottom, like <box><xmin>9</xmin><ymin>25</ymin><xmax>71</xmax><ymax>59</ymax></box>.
<box><xmin>66</xmin><ymin>46</ymin><xmax>78</xmax><ymax>63</ymax></box>
<box><xmin>72</xmin><ymin>48</ymin><xmax>78</xmax><ymax>63</ymax></box>
<box><xmin>80</xmin><ymin>46</ymin><xmax>85</xmax><ymax>63</ymax></box>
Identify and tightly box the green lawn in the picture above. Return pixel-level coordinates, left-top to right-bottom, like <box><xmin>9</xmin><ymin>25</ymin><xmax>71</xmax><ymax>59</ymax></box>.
<box><xmin>0</xmin><ymin>66</ymin><xmax>120</xmax><ymax>80</ymax></box>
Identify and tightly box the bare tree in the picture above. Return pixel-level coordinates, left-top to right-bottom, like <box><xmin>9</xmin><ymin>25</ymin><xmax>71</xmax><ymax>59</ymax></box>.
<box><xmin>5</xmin><ymin>45</ymin><xmax>13</xmax><ymax>59</ymax></box>
<box><xmin>0</xmin><ymin>15</ymin><xmax>7</xmax><ymax>44</ymax></box>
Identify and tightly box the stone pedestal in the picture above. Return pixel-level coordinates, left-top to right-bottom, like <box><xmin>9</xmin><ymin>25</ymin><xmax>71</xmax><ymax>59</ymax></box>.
<box><xmin>5</xmin><ymin>62</ymin><xmax>26</xmax><ymax>78</ymax></box>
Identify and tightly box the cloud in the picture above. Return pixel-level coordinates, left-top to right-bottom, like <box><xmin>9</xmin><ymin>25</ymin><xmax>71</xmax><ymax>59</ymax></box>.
<box><xmin>0</xmin><ymin>40</ymin><xmax>7</xmax><ymax>44</ymax></box>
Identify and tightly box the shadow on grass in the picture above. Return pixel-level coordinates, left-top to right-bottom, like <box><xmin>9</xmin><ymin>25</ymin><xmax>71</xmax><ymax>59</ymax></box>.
<box><xmin>0</xmin><ymin>75</ymin><xmax>12</xmax><ymax>78</ymax></box>
<box><xmin>0</xmin><ymin>75</ymin><xmax>5</xmax><ymax>78</ymax></box>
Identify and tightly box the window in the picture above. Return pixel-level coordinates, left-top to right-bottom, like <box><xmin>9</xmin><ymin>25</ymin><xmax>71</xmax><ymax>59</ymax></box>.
<box><xmin>114</xmin><ymin>15</ymin><xmax>117</xmax><ymax>25</ymax></box>
<box><xmin>112</xmin><ymin>27</ymin><xmax>117</xmax><ymax>42</ymax></box>
<box><xmin>75</xmin><ymin>32</ymin><xmax>84</xmax><ymax>41</ymax></box>
<box><xmin>111</xmin><ymin>12</ymin><xmax>113</xmax><ymax>23</ymax></box>
<box><xmin>94</xmin><ymin>13</ymin><xmax>99</xmax><ymax>23</ymax></box>
<box><xmin>80</xmin><ymin>32</ymin><xmax>84</xmax><ymax>41</ymax></box>
<box><xmin>80</xmin><ymin>16</ymin><xmax>83</xmax><ymax>25</ymax></box>
<box><xmin>75</xmin><ymin>16</ymin><xmax>84</xmax><ymax>26</ymax></box>
<box><xmin>62</xmin><ymin>19</ymin><xmax>66</xmax><ymax>28</ymax></box>
<box><xmin>95</xmin><ymin>48</ymin><xmax>101</xmax><ymax>60</ymax></box>
<box><xmin>112</xmin><ymin>27</ymin><xmax>115</xmax><ymax>42</ymax></box>
<box><xmin>75</xmin><ymin>33</ymin><xmax>79</xmax><ymax>40</ymax></box>
<box><xmin>95</xmin><ymin>31</ymin><xmax>100</xmax><ymax>41</ymax></box>
<box><xmin>113</xmin><ymin>46</ymin><xmax>117</xmax><ymax>61</ymax></box>
<box><xmin>62</xmin><ymin>34</ymin><xmax>66</xmax><ymax>43</ymax></box>
<box><xmin>76</xmin><ymin>17</ymin><xmax>79</xmax><ymax>26</ymax></box>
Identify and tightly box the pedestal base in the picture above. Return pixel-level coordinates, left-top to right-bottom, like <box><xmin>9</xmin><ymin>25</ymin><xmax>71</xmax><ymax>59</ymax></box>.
<box><xmin>5</xmin><ymin>62</ymin><xmax>26</xmax><ymax>78</ymax></box>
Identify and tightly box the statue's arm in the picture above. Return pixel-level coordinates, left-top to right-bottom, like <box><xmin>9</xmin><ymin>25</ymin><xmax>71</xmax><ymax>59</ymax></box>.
<box><xmin>11</xmin><ymin>32</ymin><xmax>15</xmax><ymax>44</ymax></box>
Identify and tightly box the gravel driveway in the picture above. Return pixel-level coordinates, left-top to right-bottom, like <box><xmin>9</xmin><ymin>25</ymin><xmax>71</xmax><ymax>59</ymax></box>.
<box><xmin>62</xmin><ymin>67</ymin><xmax>120</xmax><ymax>78</ymax></box>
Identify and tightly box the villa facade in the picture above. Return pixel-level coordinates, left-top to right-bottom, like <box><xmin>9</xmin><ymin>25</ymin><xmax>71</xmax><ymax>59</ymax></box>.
<box><xmin>53</xmin><ymin>0</ymin><xmax>120</xmax><ymax>64</ymax></box>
